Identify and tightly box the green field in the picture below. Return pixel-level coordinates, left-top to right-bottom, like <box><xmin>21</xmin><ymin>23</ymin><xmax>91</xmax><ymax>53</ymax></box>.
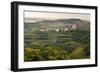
<box><xmin>24</xmin><ymin>29</ymin><xmax>90</xmax><ymax>62</ymax></box>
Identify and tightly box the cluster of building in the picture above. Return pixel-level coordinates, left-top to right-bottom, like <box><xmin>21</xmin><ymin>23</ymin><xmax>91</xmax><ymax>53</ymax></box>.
<box><xmin>39</xmin><ymin>24</ymin><xmax>79</xmax><ymax>32</ymax></box>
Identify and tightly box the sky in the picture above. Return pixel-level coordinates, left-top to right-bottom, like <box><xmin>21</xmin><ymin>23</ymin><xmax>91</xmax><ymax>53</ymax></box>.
<box><xmin>24</xmin><ymin>11</ymin><xmax>90</xmax><ymax>21</ymax></box>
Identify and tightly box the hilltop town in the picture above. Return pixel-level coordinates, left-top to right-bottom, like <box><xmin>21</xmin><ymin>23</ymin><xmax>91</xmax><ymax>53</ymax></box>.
<box><xmin>40</xmin><ymin>24</ymin><xmax>80</xmax><ymax>32</ymax></box>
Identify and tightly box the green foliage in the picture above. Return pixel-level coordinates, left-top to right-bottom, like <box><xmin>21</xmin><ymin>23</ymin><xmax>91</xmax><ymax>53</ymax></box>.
<box><xmin>69</xmin><ymin>47</ymin><xmax>86</xmax><ymax>59</ymax></box>
<box><xmin>24</xmin><ymin>29</ymin><xmax>90</xmax><ymax>62</ymax></box>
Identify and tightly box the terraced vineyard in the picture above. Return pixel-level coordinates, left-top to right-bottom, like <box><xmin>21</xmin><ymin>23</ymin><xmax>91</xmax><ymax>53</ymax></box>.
<box><xmin>24</xmin><ymin>19</ymin><xmax>90</xmax><ymax>62</ymax></box>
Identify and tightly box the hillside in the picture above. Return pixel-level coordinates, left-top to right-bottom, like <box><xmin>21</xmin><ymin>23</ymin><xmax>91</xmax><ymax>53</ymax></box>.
<box><xmin>24</xmin><ymin>18</ymin><xmax>90</xmax><ymax>62</ymax></box>
<box><xmin>24</xmin><ymin>19</ymin><xmax>90</xmax><ymax>33</ymax></box>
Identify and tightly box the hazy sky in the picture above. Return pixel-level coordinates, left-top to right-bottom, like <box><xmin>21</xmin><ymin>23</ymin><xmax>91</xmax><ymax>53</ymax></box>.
<box><xmin>24</xmin><ymin>11</ymin><xmax>90</xmax><ymax>21</ymax></box>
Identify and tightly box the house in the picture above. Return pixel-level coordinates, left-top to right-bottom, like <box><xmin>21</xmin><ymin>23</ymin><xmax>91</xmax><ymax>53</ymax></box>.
<box><xmin>64</xmin><ymin>28</ymin><xmax>68</xmax><ymax>31</ymax></box>
<box><xmin>55</xmin><ymin>28</ymin><xmax>60</xmax><ymax>32</ymax></box>
<box><xmin>40</xmin><ymin>29</ymin><xmax>44</xmax><ymax>31</ymax></box>
<box><xmin>71</xmin><ymin>24</ymin><xmax>79</xmax><ymax>30</ymax></box>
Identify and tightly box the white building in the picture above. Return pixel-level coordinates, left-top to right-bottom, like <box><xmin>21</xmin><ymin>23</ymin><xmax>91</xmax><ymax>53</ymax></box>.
<box><xmin>40</xmin><ymin>29</ymin><xmax>44</xmax><ymax>31</ymax></box>
<box><xmin>55</xmin><ymin>29</ymin><xmax>60</xmax><ymax>32</ymax></box>
<box><xmin>64</xmin><ymin>28</ymin><xmax>68</xmax><ymax>31</ymax></box>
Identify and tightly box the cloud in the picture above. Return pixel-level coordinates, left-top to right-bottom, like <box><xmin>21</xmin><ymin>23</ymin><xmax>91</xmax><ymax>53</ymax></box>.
<box><xmin>24</xmin><ymin>11</ymin><xmax>90</xmax><ymax>21</ymax></box>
